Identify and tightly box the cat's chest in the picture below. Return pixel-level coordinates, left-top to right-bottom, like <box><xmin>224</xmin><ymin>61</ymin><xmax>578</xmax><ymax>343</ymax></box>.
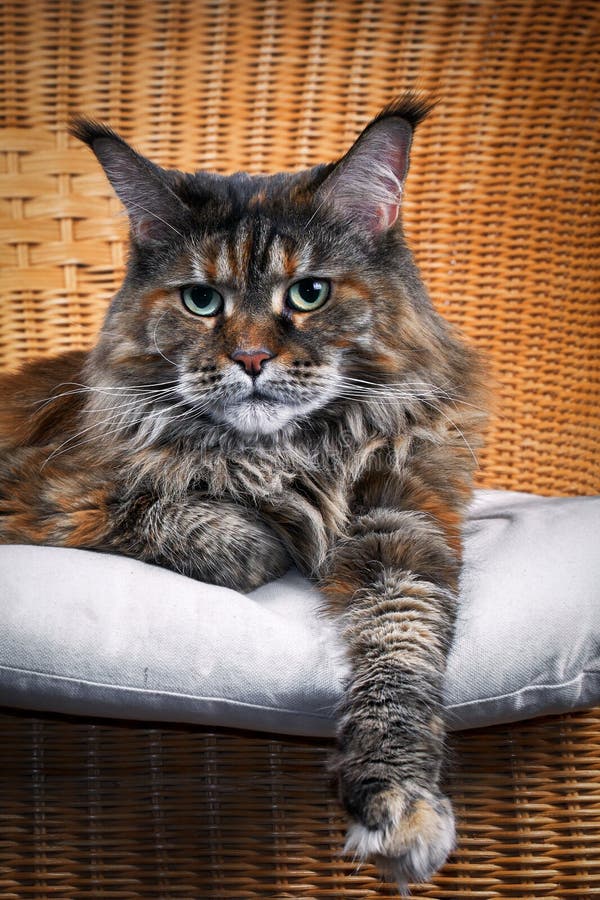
<box><xmin>143</xmin><ymin>440</ymin><xmax>352</xmax><ymax>546</ymax></box>
<box><xmin>202</xmin><ymin>445</ymin><xmax>350</xmax><ymax>531</ymax></box>
<box><xmin>203</xmin><ymin>448</ymin><xmax>300</xmax><ymax>498</ymax></box>
<box><xmin>142</xmin><ymin>442</ymin><xmax>351</xmax><ymax>575</ymax></box>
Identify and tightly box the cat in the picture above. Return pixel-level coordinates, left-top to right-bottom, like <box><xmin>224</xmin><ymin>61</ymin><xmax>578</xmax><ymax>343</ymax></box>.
<box><xmin>0</xmin><ymin>94</ymin><xmax>487</xmax><ymax>891</ymax></box>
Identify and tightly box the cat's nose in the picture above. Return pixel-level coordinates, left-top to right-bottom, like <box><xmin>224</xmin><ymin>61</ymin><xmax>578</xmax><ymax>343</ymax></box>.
<box><xmin>230</xmin><ymin>347</ymin><xmax>275</xmax><ymax>377</ymax></box>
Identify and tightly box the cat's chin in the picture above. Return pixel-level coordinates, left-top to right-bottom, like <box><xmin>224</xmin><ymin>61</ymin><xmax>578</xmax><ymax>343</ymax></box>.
<box><xmin>211</xmin><ymin>399</ymin><xmax>299</xmax><ymax>436</ymax></box>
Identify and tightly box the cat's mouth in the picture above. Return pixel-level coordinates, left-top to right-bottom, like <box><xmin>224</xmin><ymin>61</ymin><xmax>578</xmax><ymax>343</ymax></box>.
<box><xmin>239</xmin><ymin>386</ymin><xmax>291</xmax><ymax>404</ymax></box>
<box><xmin>224</xmin><ymin>381</ymin><xmax>304</xmax><ymax>408</ymax></box>
<box><xmin>210</xmin><ymin>395</ymin><xmax>298</xmax><ymax>435</ymax></box>
<box><xmin>205</xmin><ymin>383</ymin><xmax>320</xmax><ymax>435</ymax></box>
<box><xmin>177</xmin><ymin>366</ymin><xmax>340</xmax><ymax>435</ymax></box>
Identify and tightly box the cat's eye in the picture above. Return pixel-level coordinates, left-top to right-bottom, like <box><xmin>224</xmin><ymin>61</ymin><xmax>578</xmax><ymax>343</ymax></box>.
<box><xmin>286</xmin><ymin>277</ymin><xmax>331</xmax><ymax>312</ymax></box>
<box><xmin>181</xmin><ymin>284</ymin><xmax>224</xmax><ymax>316</ymax></box>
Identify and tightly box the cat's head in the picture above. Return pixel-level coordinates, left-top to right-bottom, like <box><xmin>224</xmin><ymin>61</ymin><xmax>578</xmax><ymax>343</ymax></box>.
<box><xmin>72</xmin><ymin>95</ymin><xmax>438</xmax><ymax>439</ymax></box>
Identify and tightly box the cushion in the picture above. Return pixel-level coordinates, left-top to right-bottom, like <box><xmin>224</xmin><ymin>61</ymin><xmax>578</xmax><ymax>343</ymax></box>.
<box><xmin>0</xmin><ymin>489</ymin><xmax>599</xmax><ymax>736</ymax></box>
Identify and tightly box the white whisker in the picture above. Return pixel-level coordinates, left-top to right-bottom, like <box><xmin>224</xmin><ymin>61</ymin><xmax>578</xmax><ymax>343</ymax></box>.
<box><xmin>45</xmin><ymin>389</ymin><xmax>225</xmax><ymax>465</ymax></box>
<box><xmin>33</xmin><ymin>380</ymin><xmax>180</xmax><ymax>411</ymax></box>
<box><xmin>337</xmin><ymin>376</ymin><xmax>487</xmax><ymax>413</ymax></box>
<box><xmin>125</xmin><ymin>198</ymin><xmax>184</xmax><ymax>238</ymax></box>
<box><xmin>82</xmin><ymin>389</ymin><xmax>180</xmax><ymax>415</ymax></box>
<box><xmin>420</xmin><ymin>398</ymin><xmax>479</xmax><ymax>466</ymax></box>
<box><xmin>40</xmin><ymin>392</ymin><xmax>182</xmax><ymax>469</ymax></box>
<box><xmin>308</xmin><ymin>372</ymin><xmax>480</xmax><ymax>464</ymax></box>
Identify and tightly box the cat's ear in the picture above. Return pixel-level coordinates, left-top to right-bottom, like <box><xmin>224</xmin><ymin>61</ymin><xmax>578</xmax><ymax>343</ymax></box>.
<box><xmin>315</xmin><ymin>94</ymin><xmax>434</xmax><ymax>234</ymax></box>
<box><xmin>70</xmin><ymin>117</ymin><xmax>189</xmax><ymax>244</ymax></box>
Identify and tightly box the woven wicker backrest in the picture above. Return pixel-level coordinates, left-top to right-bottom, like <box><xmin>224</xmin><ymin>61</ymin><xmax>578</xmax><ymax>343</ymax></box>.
<box><xmin>0</xmin><ymin>0</ymin><xmax>598</xmax><ymax>495</ymax></box>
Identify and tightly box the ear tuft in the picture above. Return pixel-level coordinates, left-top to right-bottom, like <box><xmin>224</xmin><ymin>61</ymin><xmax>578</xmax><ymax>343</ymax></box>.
<box><xmin>371</xmin><ymin>91</ymin><xmax>437</xmax><ymax>132</ymax></box>
<box><xmin>69</xmin><ymin>116</ymin><xmax>124</xmax><ymax>149</ymax></box>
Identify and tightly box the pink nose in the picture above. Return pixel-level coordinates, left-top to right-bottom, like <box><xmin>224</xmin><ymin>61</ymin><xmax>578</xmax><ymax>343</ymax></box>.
<box><xmin>230</xmin><ymin>348</ymin><xmax>275</xmax><ymax>377</ymax></box>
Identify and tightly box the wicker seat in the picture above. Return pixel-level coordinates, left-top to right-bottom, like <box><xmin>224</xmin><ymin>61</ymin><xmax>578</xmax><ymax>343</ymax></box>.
<box><xmin>1</xmin><ymin>1</ymin><xmax>599</xmax><ymax>896</ymax></box>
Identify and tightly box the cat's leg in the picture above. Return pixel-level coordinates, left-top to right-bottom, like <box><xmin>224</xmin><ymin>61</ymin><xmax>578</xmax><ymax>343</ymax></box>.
<box><xmin>321</xmin><ymin>474</ymin><xmax>463</xmax><ymax>890</ymax></box>
<box><xmin>109</xmin><ymin>494</ymin><xmax>293</xmax><ymax>592</ymax></box>
<box><xmin>0</xmin><ymin>450</ymin><xmax>290</xmax><ymax>591</ymax></box>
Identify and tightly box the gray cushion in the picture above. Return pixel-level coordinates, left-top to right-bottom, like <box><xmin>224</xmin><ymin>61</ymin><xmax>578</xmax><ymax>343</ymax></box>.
<box><xmin>0</xmin><ymin>489</ymin><xmax>599</xmax><ymax>735</ymax></box>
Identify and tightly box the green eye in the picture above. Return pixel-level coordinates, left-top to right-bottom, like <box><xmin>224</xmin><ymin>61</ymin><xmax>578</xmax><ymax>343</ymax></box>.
<box><xmin>286</xmin><ymin>277</ymin><xmax>331</xmax><ymax>312</ymax></box>
<box><xmin>181</xmin><ymin>284</ymin><xmax>224</xmax><ymax>316</ymax></box>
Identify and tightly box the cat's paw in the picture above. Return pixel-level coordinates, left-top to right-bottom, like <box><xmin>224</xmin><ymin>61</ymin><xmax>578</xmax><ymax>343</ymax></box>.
<box><xmin>342</xmin><ymin>783</ymin><xmax>455</xmax><ymax>894</ymax></box>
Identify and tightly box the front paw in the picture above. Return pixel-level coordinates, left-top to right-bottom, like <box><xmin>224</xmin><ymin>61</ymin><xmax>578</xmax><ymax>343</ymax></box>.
<box><xmin>342</xmin><ymin>781</ymin><xmax>455</xmax><ymax>894</ymax></box>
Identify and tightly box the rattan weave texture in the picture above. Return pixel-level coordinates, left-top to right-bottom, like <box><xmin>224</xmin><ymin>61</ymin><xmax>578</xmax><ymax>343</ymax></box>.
<box><xmin>1</xmin><ymin>708</ymin><xmax>600</xmax><ymax>899</ymax></box>
<box><xmin>0</xmin><ymin>1</ymin><xmax>599</xmax><ymax>898</ymax></box>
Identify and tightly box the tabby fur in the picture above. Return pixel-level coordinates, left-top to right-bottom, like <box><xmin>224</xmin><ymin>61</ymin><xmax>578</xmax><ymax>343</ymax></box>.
<box><xmin>0</xmin><ymin>94</ymin><xmax>487</xmax><ymax>891</ymax></box>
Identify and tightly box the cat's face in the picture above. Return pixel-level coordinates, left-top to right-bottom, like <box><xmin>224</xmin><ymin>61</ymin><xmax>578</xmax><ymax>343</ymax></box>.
<box><xmin>104</xmin><ymin>190</ymin><xmax>390</xmax><ymax>436</ymax></box>
<box><xmin>75</xmin><ymin>97</ymin><xmax>433</xmax><ymax>437</ymax></box>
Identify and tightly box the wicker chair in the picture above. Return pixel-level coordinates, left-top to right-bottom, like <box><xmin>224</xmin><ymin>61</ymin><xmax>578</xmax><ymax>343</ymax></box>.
<box><xmin>1</xmin><ymin>1</ymin><xmax>599</xmax><ymax>896</ymax></box>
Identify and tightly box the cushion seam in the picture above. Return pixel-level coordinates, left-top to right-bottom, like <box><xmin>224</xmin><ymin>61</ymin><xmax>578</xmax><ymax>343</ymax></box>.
<box><xmin>445</xmin><ymin>669</ymin><xmax>600</xmax><ymax>711</ymax></box>
<box><xmin>1</xmin><ymin>663</ymin><xmax>598</xmax><ymax>717</ymax></box>
<box><xmin>0</xmin><ymin>662</ymin><xmax>335</xmax><ymax>719</ymax></box>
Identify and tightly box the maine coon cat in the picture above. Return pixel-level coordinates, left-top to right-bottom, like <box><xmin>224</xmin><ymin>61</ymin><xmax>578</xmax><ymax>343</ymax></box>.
<box><xmin>0</xmin><ymin>95</ymin><xmax>486</xmax><ymax>891</ymax></box>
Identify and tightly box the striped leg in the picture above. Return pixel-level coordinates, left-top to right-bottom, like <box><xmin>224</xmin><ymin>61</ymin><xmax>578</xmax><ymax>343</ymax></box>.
<box><xmin>107</xmin><ymin>493</ymin><xmax>292</xmax><ymax>592</ymax></box>
<box><xmin>322</xmin><ymin>505</ymin><xmax>461</xmax><ymax>890</ymax></box>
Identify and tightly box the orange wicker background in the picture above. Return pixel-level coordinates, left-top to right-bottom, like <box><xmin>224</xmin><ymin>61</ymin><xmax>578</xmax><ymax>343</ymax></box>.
<box><xmin>0</xmin><ymin>0</ymin><xmax>598</xmax><ymax>494</ymax></box>
<box><xmin>1</xmin><ymin>707</ymin><xmax>600</xmax><ymax>899</ymax></box>
<box><xmin>1</xmin><ymin>2</ymin><xmax>600</xmax><ymax>898</ymax></box>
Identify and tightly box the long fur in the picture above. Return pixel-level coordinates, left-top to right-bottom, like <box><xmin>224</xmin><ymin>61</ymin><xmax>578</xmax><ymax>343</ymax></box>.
<box><xmin>0</xmin><ymin>93</ymin><xmax>487</xmax><ymax>893</ymax></box>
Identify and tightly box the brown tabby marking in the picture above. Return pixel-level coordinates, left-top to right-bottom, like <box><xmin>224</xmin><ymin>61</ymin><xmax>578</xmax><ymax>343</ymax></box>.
<box><xmin>0</xmin><ymin>94</ymin><xmax>488</xmax><ymax>893</ymax></box>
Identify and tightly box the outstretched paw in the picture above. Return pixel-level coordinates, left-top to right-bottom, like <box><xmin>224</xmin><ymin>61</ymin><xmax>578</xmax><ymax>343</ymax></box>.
<box><xmin>343</xmin><ymin>784</ymin><xmax>455</xmax><ymax>895</ymax></box>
